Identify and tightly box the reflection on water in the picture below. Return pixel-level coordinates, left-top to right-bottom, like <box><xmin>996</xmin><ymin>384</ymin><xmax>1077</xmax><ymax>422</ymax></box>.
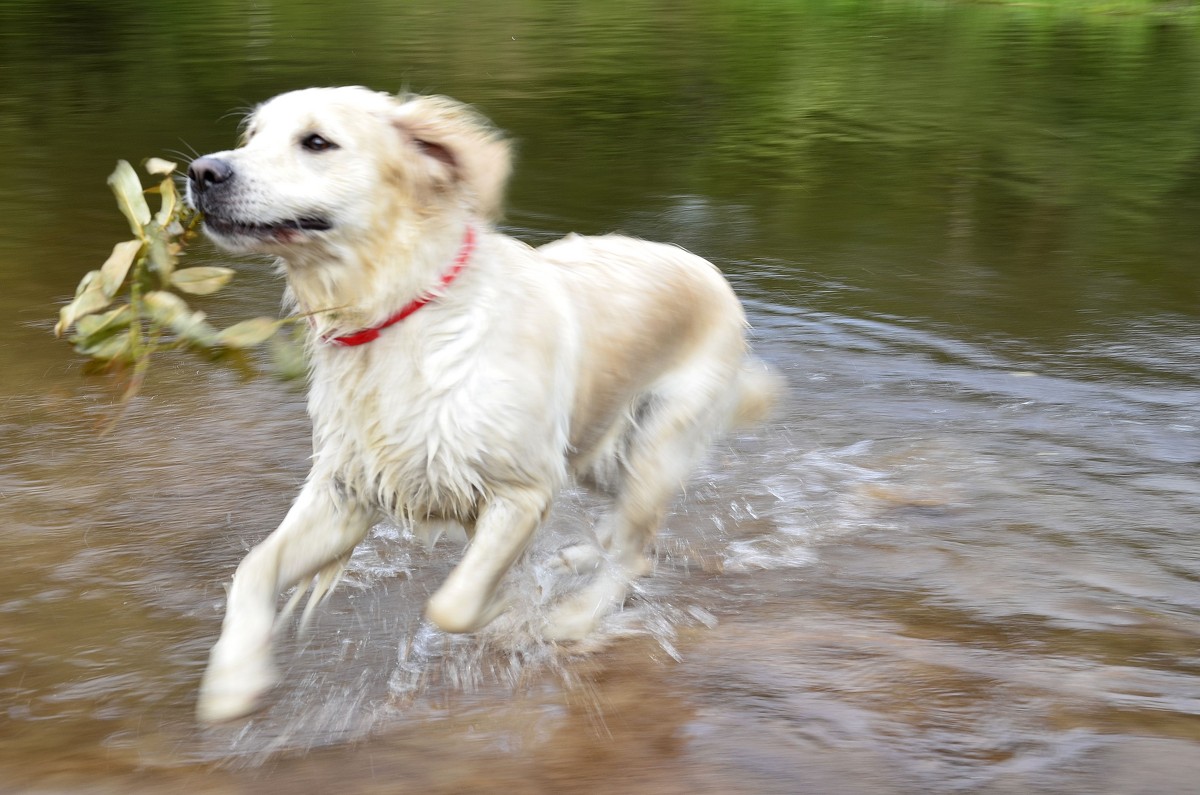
<box><xmin>2</xmin><ymin>2</ymin><xmax>1200</xmax><ymax>793</ymax></box>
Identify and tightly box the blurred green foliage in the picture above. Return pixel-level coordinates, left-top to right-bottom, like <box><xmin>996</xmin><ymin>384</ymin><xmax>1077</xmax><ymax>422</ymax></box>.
<box><xmin>53</xmin><ymin>160</ymin><xmax>301</xmax><ymax>421</ymax></box>
<box><xmin>4</xmin><ymin>0</ymin><xmax>1197</xmax><ymax>381</ymax></box>
<box><xmin>3</xmin><ymin>0</ymin><xmax>1195</xmax><ymax>246</ymax></box>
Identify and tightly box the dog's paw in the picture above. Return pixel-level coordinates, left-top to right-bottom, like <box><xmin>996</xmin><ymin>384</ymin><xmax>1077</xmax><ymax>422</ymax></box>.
<box><xmin>196</xmin><ymin>646</ymin><xmax>277</xmax><ymax>723</ymax></box>
<box><xmin>550</xmin><ymin>543</ymin><xmax>604</xmax><ymax>575</ymax></box>
<box><xmin>542</xmin><ymin>569</ymin><xmax>629</xmax><ymax>642</ymax></box>
<box><xmin>425</xmin><ymin>586</ymin><xmax>512</xmax><ymax>634</ymax></box>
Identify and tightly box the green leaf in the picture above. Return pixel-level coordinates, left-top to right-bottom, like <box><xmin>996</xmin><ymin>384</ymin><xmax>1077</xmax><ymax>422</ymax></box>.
<box><xmin>154</xmin><ymin>171</ymin><xmax>179</xmax><ymax>227</ymax></box>
<box><xmin>55</xmin><ymin>278</ymin><xmax>113</xmax><ymax>337</ymax></box>
<box><xmin>74</xmin><ymin>304</ymin><xmax>132</xmax><ymax>340</ymax></box>
<box><xmin>142</xmin><ymin>289</ymin><xmax>189</xmax><ymax>321</ymax></box>
<box><xmin>214</xmin><ymin>316</ymin><xmax>284</xmax><ymax>348</ymax></box>
<box><xmin>147</xmin><ymin>225</ymin><xmax>177</xmax><ymax>279</ymax></box>
<box><xmin>108</xmin><ymin>160</ymin><xmax>151</xmax><ymax>238</ymax></box>
<box><xmin>143</xmin><ymin>290</ymin><xmax>217</xmax><ymax>345</ymax></box>
<box><xmin>269</xmin><ymin>327</ymin><xmax>309</xmax><ymax>380</ymax></box>
<box><xmin>97</xmin><ymin>240</ymin><xmax>143</xmax><ymax>298</ymax></box>
<box><xmin>145</xmin><ymin>157</ymin><xmax>177</xmax><ymax>176</ymax></box>
<box><xmin>171</xmin><ymin>266</ymin><xmax>235</xmax><ymax>295</ymax></box>
<box><xmin>73</xmin><ymin>269</ymin><xmax>99</xmax><ymax>298</ymax></box>
<box><xmin>76</xmin><ymin>328</ymin><xmax>135</xmax><ymax>362</ymax></box>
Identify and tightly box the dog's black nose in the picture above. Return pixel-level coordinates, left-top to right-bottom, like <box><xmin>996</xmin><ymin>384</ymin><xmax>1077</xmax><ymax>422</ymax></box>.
<box><xmin>188</xmin><ymin>156</ymin><xmax>233</xmax><ymax>192</ymax></box>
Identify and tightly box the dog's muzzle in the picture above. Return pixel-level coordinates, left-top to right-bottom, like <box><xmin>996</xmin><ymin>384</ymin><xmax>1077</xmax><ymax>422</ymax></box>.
<box><xmin>188</xmin><ymin>155</ymin><xmax>234</xmax><ymax>194</ymax></box>
<box><xmin>186</xmin><ymin>156</ymin><xmax>332</xmax><ymax>241</ymax></box>
<box><xmin>186</xmin><ymin>155</ymin><xmax>235</xmax><ymax>218</ymax></box>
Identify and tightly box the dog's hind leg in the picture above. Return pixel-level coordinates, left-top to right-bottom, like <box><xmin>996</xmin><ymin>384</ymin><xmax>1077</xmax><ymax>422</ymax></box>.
<box><xmin>197</xmin><ymin>480</ymin><xmax>376</xmax><ymax>723</ymax></box>
<box><xmin>424</xmin><ymin>487</ymin><xmax>550</xmax><ymax>634</ymax></box>
<box><xmin>544</xmin><ymin>364</ymin><xmax>735</xmax><ymax>641</ymax></box>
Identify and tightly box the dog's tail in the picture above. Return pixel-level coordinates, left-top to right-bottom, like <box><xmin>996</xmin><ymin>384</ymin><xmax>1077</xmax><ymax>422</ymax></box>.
<box><xmin>731</xmin><ymin>357</ymin><xmax>784</xmax><ymax>428</ymax></box>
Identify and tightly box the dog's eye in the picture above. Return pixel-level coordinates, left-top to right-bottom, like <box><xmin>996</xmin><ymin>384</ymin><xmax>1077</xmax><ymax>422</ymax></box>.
<box><xmin>300</xmin><ymin>133</ymin><xmax>338</xmax><ymax>153</ymax></box>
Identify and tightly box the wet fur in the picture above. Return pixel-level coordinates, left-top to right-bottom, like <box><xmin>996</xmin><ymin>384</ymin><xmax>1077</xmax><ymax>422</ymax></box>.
<box><xmin>188</xmin><ymin>86</ymin><xmax>778</xmax><ymax>723</ymax></box>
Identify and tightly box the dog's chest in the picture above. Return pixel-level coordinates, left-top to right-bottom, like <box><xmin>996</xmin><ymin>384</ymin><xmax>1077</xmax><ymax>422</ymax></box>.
<box><xmin>305</xmin><ymin>335</ymin><xmax>558</xmax><ymax>520</ymax></box>
<box><xmin>307</xmin><ymin>356</ymin><xmax>478</xmax><ymax>513</ymax></box>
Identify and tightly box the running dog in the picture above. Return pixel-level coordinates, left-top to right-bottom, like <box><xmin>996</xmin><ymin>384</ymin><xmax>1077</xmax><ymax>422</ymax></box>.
<box><xmin>187</xmin><ymin>86</ymin><xmax>777</xmax><ymax>722</ymax></box>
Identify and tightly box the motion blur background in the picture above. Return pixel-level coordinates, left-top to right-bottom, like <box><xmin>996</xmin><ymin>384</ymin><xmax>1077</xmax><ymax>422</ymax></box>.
<box><xmin>2</xmin><ymin>1</ymin><xmax>1199</xmax><ymax>793</ymax></box>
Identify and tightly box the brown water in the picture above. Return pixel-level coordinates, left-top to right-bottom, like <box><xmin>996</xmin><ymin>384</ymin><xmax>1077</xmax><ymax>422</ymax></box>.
<box><xmin>3</xmin><ymin>2</ymin><xmax>1200</xmax><ymax>793</ymax></box>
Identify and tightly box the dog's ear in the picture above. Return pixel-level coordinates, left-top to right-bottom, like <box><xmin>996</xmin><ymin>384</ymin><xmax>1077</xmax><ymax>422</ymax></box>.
<box><xmin>392</xmin><ymin>95</ymin><xmax>513</xmax><ymax>222</ymax></box>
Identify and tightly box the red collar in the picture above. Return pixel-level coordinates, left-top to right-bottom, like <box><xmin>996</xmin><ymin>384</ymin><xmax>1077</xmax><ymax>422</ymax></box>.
<box><xmin>325</xmin><ymin>225</ymin><xmax>476</xmax><ymax>347</ymax></box>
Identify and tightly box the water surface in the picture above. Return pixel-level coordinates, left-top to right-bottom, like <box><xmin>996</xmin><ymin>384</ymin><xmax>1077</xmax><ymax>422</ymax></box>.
<box><xmin>2</xmin><ymin>2</ymin><xmax>1199</xmax><ymax>793</ymax></box>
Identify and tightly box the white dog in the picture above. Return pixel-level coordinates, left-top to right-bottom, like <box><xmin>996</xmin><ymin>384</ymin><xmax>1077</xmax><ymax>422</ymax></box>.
<box><xmin>187</xmin><ymin>86</ymin><xmax>777</xmax><ymax>723</ymax></box>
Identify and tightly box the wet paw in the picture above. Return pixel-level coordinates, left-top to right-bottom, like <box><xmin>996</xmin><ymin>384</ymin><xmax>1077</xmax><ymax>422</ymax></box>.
<box><xmin>542</xmin><ymin>570</ymin><xmax>630</xmax><ymax>642</ymax></box>
<box><xmin>196</xmin><ymin>645</ymin><xmax>277</xmax><ymax>723</ymax></box>
<box><xmin>542</xmin><ymin>598</ymin><xmax>601</xmax><ymax>641</ymax></box>
<box><xmin>551</xmin><ymin>543</ymin><xmax>604</xmax><ymax>575</ymax></box>
<box><xmin>425</xmin><ymin>586</ymin><xmax>512</xmax><ymax>634</ymax></box>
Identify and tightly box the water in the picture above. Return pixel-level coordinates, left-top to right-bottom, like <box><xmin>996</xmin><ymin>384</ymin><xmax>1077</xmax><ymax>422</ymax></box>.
<box><xmin>2</xmin><ymin>2</ymin><xmax>1200</xmax><ymax>792</ymax></box>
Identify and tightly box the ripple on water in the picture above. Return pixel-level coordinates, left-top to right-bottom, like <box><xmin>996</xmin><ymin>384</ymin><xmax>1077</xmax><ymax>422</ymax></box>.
<box><xmin>3</xmin><ymin>298</ymin><xmax>1199</xmax><ymax>791</ymax></box>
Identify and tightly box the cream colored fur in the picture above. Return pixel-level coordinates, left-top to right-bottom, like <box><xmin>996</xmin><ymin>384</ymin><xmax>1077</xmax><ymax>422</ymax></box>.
<box><xmin>187</xmin><ymin>86</ymin><xmax>778</xmax><ymax>723</ymax></box>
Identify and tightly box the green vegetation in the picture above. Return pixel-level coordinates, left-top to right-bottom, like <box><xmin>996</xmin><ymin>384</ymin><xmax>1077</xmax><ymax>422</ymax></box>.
<box><xmin>8</xmin><ymin>0</ymin><xmax>1197</xmax><ymax>392</ymax></box>
<box><xmin>54</xmin><ymin>160</ymin><xmax>303</xmax><ymax>423</ymax></box>
<box><xmin>957</xmin><ymin>0</ymin><xmax>1195</xmax><ymax>16</ymax></box>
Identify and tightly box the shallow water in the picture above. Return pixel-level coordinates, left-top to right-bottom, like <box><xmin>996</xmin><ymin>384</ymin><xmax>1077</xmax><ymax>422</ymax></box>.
<box><xmin>3</xmin><ymin>2</ymin><xmax>1200</xmax><ymax>793</ymax></box>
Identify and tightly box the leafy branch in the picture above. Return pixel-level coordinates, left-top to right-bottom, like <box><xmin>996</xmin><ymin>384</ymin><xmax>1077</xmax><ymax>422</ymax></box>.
<box><xmin>55</xmin><ymin>159</ymin><xmax>305</xmax><ymax>421</ymax></box>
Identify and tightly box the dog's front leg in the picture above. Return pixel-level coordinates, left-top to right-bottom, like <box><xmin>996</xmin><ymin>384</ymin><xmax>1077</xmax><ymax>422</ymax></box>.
<box><xmin>197</xmin><ymin>480</ymin><xmax>375</xmax><ymax>723</ymax></box>
<box><xmin>424</xmin><ymin>488</ymin><xmax>549</xmax><ymax>633</ymax></box>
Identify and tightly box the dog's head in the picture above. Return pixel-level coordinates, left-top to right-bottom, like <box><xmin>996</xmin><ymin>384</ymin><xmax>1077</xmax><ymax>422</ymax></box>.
<box><xmin>186</xmin><ymin>87</ymin><xmax>511</xmax><ymax>257</ymax></box>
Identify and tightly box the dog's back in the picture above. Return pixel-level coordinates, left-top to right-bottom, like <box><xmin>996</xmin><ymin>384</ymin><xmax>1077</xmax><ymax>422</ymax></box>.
<box><xmin>539</xmin><ymin>231</ymin><xmax>779</xmax><ymax>437</ymax></box>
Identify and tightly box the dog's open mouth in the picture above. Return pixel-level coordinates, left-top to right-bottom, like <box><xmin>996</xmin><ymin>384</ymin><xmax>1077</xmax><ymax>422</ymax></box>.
<box><xmin>203</xmin><ymin>213</ymin><xmax>332</xmax><ymax>241</ymax></box>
